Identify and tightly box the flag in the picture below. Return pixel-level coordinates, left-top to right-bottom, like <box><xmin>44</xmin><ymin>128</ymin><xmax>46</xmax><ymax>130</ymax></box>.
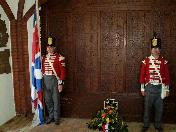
<box><xmin>102</xmin><ymin>123</ymin><xmax>109</xmax><ymax>132</ymax></box>
<box><xmin>31</xmin><ymin>0</ymin><xmax>44</xmax><ymax>126</ymax></box>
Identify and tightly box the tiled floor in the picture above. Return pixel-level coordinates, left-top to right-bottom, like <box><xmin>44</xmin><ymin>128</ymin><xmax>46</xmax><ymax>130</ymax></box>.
<box><xmin>0</xmin><ymin>116</ymin><xmax>176</xmax><ymax>132</ymax></box>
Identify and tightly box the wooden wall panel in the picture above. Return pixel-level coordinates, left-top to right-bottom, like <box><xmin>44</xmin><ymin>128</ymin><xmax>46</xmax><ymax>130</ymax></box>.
<box><xmin>42</xmin><ymin>0</ymin><xmax>176</xmax><ymax>122</ymax></box>
<box><xmin>100</xmin><ymin>12</ymin><xmax>126</xmax><ymax>93</ymax></box>
<box><xmin>74</xmin><ymin>33</ymin><xmax>99</xmax><ymax>93</ymax></box>
<box><xmin>126</xmin><ymin>11</ymin><xmax>145</xmax><ymax>93</ymax></box>
<box><xmin>72</xmin><ymin>13</ymin><xmax>100</xmax><ymax>93</ymax></box>
<box><xmin>47</xmin><ymin>13</ymin><xmax>76</xmax><ymax>94</ymax></box>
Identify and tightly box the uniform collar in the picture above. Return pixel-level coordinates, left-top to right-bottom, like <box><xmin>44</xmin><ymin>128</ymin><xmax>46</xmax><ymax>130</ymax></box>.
<box><xmin>47</xmin><ymin>52</ymin><xmax>56</xmax><ymax>55</ymax></box>
<box><xmin>149</xmin><ymin>55</ymin><xmax>161</xmax><ymax>60</ymax></box>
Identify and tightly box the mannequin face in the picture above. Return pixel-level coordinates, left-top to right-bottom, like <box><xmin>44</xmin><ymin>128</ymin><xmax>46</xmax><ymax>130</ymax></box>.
<box><xmin>151</xmin><ymin>48</ymin><xmax>160</xmax><ymax>58</ymax></box>
<box><xmin>47</xmin><ymin>46</ymin><xmax>55</xmax><ymax>54</ymax></box>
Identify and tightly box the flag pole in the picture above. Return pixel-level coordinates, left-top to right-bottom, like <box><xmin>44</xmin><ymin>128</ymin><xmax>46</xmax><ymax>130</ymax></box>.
<box><xmin>31</xmin><ymin>0</ymin><xmax>45</xmax><ymax>126</ymax></box>
<box><xmin>36</xmin><ymin>0</ymin><xmax>41</xmax><ymax>56</ymax></box>
<box><xmin>35</xmin><ymin>0</ymin><xmax>42</xmax><ymax>78</ymax></box>
<box><xmin>35</xmin><ymin>0</ymin><xmax>46</xmax><ymax>121</ymax></box>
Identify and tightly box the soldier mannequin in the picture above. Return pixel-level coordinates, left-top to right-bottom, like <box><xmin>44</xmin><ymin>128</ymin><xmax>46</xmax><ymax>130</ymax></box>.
<box><xmin>42</xmin><ymin>36</ymin><xmax>66</xmax><ymax>125</ymax></box>
<box><xmin>140</xmin><ymin>33</ymin><xmax>170</xmax><ymax>132</ymax></box>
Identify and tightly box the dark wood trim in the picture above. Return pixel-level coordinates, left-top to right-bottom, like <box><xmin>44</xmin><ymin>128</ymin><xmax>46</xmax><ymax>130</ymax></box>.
<box><xmin>17</xmin><ymin>0</ymin><xmax>25</xmax><ymax>19</ymax></box>
<box><xmin>23</xmin><ymin>0</ymin><xmax>47</xmax><ymax>22</ymax></box>
<box><xmin>0</xmin><ymin>0</ymin><xmax>15</xmax><ymax>20</ymax></box>
<box><xmin>23</xmin><ymin>5</ymin><xmax>35</xmax><ymax>22</ymax></box>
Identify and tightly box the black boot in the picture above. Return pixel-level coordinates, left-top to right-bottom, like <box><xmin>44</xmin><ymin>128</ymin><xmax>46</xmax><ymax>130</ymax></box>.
<box><xmin>55</xmin><ymin>119</ymin><xmax>60</xmax><ymax>125</ymax></box>
<box><xmin>155</xmin><ymin>127</ymin><xmax>163</xmax><ymax>132</ymax></box>
<box><xmin>141</xmin><ymin>127</ymin><xmax>149</xmax><ymax>132</ymax></box>
<box><xmin>46</xmin><ymin>118</ymin><xmax>54</xmax><ymax>124</ymax></box>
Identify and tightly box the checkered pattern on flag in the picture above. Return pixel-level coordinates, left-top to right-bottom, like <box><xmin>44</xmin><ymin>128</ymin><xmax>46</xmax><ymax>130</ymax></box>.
<box><xmin>31</xmin><ymin>0</ymin><xmax>44</xmax><ymax>126</ymax></box>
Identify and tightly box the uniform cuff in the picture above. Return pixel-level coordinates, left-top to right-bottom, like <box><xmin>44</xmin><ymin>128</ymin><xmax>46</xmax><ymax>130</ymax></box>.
<box><xmin>58</xmin><ymin>80</ymin><xmax>64</xmax><ymax>85</ymax></box>
<box><xmin>141</xmin><ymin>84</ymin><xmax>145</xmax><ymax>91</ymax></box>
<box><xmin>165</xmin><ymin>85</ymin><xmax>169</xmax><ymax>92</ymax></box>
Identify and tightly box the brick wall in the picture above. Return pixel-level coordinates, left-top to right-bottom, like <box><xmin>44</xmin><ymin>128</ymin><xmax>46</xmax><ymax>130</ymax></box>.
<box><xmin>10</xmin><ymin>18</ymin><xmax>31</xmax><ymax>115</ymax></box>
<box><xmin>10</xmin><ymin>19</ymin><xmax>31</xmax><ymax>115</ymax></box>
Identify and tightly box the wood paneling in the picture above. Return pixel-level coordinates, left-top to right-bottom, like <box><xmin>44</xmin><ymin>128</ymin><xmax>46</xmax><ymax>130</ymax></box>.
<box><xmin>100</xmin><ymin>12</ymin><xmax>126</xmax><ymax>93</ymax></box>
<box><xmin>41</xmin><ymin>0</ymin><xmax>176</xmax><ymax>122</ymax></box>
<box><xmin>126</xmin><ymin>11</ymin><xmax>147</xmax><ymax>93</ymax></box>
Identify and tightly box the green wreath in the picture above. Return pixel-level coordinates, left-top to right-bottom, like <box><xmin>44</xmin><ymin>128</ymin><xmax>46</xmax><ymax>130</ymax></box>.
<box><xmin>87</xmin><ymin>99</ymin><xmax>128</xmax><ymax>132</ymax></box>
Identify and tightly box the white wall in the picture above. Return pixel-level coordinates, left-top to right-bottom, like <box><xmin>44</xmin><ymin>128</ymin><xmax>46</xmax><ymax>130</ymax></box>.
<box><xmin>0</xmin><ymin>6</ymin><xmax>16</xmax><ymax>126</ymax></box>
<box><xmin>27</xmin><ymin>0</ymin><xmax>35</xmax><ymax>74</ymax></box>
<box><xmin>24</xmin><ymin>0</ymin><xmax>35</xmax><ymax>16</ymax></box>
<box><xmin>6</xmin><ymin>0</ymin><xmax>19</xmax><ymax>19</ymax></box>
<box><xmin>27</xmin><ymin>0</ymin><xmax>35</xmax><ymax>113</ymax></box>
<box><xmin>0</xmin><ymin>0</ymin><xmax>35</xmax><ymax>125</ymax></box>
<box><xmin>27</xmin><ymin>14</ymin><xmax>34</xmax><ymax>113</ymax></box>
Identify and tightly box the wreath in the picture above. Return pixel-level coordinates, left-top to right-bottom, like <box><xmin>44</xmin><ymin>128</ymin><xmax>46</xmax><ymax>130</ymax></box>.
<box><xmin>87</xmin><ymin>99</ymin><xmax>128</xmax><ymax>132</ymax></box>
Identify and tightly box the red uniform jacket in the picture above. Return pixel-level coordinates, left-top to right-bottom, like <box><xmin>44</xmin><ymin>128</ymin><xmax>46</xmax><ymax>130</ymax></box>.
<box><xmin>42</xmin><ymin>53</ymin><xmax>66</xmax><ymax>81</ymax></box>
<box><xmin>140</xmin><ymin>56</ymin><xmax>170</xmax><ymax>85</ymax></box>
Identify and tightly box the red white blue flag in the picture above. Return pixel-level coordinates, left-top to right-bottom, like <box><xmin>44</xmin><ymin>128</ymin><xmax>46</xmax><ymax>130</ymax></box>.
<box><xmin>102</xmin><ymin>123</ymin><xmax>109</xmax><ymax>132</ymax></box>
<box><xmin>31</xmin><ymin>0</ymin><xmax>44</xmax><ymax>126</ymax></box>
